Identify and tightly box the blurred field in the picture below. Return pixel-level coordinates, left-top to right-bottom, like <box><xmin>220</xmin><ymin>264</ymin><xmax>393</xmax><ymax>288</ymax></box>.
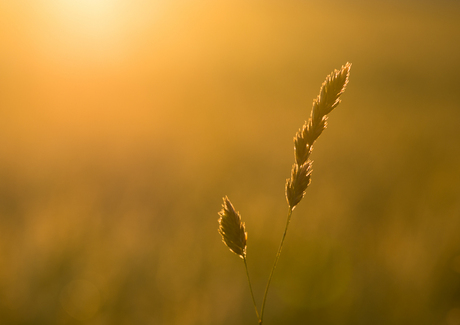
<box><xmin>1</xmin><ymin>0</ymin><xmax>460</xmax><ymax>324</ymax></box>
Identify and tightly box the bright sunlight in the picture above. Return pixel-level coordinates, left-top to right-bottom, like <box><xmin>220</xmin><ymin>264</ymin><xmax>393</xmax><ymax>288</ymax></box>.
<box><xmin>38</xmin><ymin>0</ymin><xmax>169</xmax><ymax>66</ymax></box>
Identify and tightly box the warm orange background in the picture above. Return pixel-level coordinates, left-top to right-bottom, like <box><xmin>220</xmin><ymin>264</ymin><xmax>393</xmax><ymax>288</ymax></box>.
<box><xmin>1</xmin><ymin>1</ymin><xmax>460</xmax><ymax>324</ymax></box>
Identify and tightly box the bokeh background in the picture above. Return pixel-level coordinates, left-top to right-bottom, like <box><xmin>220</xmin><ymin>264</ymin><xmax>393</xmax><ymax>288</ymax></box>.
<box><xmin>1</xmin><ymin>0</ymin><xmax>460</xmax><ymax>324</ymax></box>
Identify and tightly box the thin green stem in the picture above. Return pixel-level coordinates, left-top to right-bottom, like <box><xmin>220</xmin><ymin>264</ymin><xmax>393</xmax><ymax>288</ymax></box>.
<box><xmin>243</xmin><ymin>256</ymin><xmax>261</xmax><ymax>323</ymax></box>
<box><xmin>259</xmin><ymin>207</ymin><xmax>294</xmax><ymax>324</ymax></box>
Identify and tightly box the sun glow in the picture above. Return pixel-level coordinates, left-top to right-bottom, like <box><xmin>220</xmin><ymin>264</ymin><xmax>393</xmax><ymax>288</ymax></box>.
<box><xmin>38</xmin><ymin>0</ymin><xmax>168</xmax><ymax>66</ymax></box>
<box><xmin>42</xmin><ymin>0</ymin><xmax>125</xmax><ymax>64</ymax></box>
<box><xmin>55</xmin><ymin>0</ymin><xmax>118</xmax><ymax>38</ymax></box>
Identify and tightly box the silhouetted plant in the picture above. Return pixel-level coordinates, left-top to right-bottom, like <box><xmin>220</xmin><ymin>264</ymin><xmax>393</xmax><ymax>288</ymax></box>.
<box><xmin>218</xmin><ymin>63</ymin><xmax>351</xmax><ymax>324</ymax></box>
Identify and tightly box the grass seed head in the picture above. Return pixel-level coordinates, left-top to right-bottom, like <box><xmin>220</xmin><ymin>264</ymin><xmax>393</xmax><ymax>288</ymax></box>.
<box><xmin>316</xmin><ymin>62</ymin><xmax>351</xmax><ymax>116</ymax></box>
<box><xmin>218</xmin><ymin>196</ymin><xmax>247</xmax><ymax>259</ymax></box>
<box><xmin>288</xmin><ymin>63</ymin><xmax>351</xmax><ymax>209</ymax></box>
<box><xmin>285</xmin><ymin>161</ymin><xmax>313</xmax><ymax>209</ymax></box>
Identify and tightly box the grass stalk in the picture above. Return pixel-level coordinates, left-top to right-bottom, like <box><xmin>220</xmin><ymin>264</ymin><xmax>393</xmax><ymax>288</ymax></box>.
<box><xmin>259</xmin><ymin>207</ymin><xmax>293</xmax><ymax>324</ymax></box>
<box><xmin>243</xmin><ymin>256</ymin><xmax>261</xmax><ymax>323</ymax></box>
